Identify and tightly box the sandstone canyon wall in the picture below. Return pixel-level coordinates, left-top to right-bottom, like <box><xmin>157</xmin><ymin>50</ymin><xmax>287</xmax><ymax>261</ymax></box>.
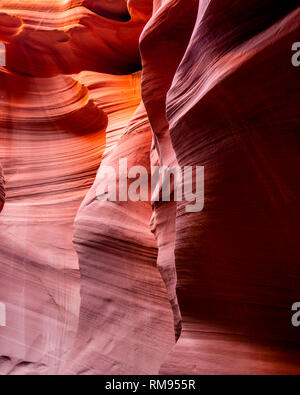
<box><xmin>0</xmin><ymin>0</ymin><xmax>299</xmax><ymax>375</ymax></box>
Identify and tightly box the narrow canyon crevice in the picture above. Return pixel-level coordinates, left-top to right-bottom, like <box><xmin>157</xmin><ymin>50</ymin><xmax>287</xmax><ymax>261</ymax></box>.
<box><xmin>0</xmin><ymin>0</ymin><xmax>299</xmax><ymax>375</ymax></box>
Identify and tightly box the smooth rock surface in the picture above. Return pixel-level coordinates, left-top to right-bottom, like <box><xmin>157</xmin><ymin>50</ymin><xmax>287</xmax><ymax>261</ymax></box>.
<box><xmin>0</xmin><ymin>0</ymin><xmax>299</xmax><ymax>375</ymax></box>
<box><xmin>160</xmin><ymin>1</ymin><xmax>300</xmax><ymax>374</ymax></box>
<box><xmin>66</xmin><ymin>103</ymin><xmax>174</xmax><ymax>374</ymax></box>
<box><xmin>0</xmin><ymin>68</ymin><xmax>143</xmax><ymax>374</ymax></box>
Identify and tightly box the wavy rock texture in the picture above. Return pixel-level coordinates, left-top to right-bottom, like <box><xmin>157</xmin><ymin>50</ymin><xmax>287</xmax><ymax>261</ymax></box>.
<box><xmin>66</xmin><ymin>102</ymin><xmax>174</xmax><ymax>374</ymax></box>
<box><xmin>0</xmin><ymin>0</ymin><xmax>152</xmax><ymax>76</ymax></box>
<box><xmin>140</xmin><ymin>0</ymin><xmax>199</xmax><ymax>342</ymax></box>
<box><xmin>0</xmin><ymin>69</ymin><xmax>106</xmax><ymax>375</ymax></box>
<box><xmin>141</xmin><ymin>1</ymin><xmax>300</xmax><ymax>374</ymax></box>
<box><xmin>0</xmin><ymin>70</ymin><xmax>143</xmax><ymax>374</ymax></box>
<box><xmin>0</xmin><ymin>0</ymin><xmax>157</xmax><ymax>375</ymax></box>
<box><xmin>0</xmin><ymin>56</ymin><xmax>142</xmax><ymax>377</ymax></box>
<box><xmin>0</xmin><ymin>0</ymin><xmax>300</xmax><ymax>375</ymax></box>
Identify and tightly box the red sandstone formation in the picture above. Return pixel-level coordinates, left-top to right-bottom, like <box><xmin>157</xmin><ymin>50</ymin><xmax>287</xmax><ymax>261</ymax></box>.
<box><xmin>0</xmin><ymin>70</ymin><xmax>106</xmax><ymax>374</ymax></box>
<box><xmin>0</xmin><ymin>0</ymin><xmax>300</xmax><ymax>375</ymax></box>
<box><xmin>83</xmin><ymin>0</ymin><xmax>130</xmax><ymax>21</ymax></box>
<box><xmin>0</xmin><ymin>0</ymin><xmax>152</xmax><ymax>76</ymax></box>
<box><xmin>140</xmin><ymin>0</ymin><xmax>199</xmax><ymax>342</ymax></box>
<box><xmin>66</xmin><ymin>103</ymin><xmax>174</xmax><ymax>374</ymax></box>
<box><xmin>0</xmin><ymin>12</ymin><xmax>22</xmax><ymax>43</ymax></box>
<box><xmin>151</xmin><ymin>1</ymin><xmax>300</xmax><ymax>374</ymax></box>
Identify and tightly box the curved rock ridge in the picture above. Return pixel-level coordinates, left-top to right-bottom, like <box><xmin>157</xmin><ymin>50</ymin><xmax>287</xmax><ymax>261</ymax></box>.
<box><xmin>0</xmin><ymin>0</ymin><xmax>299</xmax><ymax>376</ymax></box>
<box><xmin>0</xmin><ymin>12</ymin><xmax>22</xmax><ymax>43</ymax></box>
<box><xmin>0</xmin><ymin>0</ymin><xmax>148</xmax><ymax>373</ymax></box>
<box><xmin>148</xmin><ymin>1</ymin><xmax>300</xmax><ymax>374</ymax></box>
<box><xmin>0</xmin><ymin>70</ymin><xmax>104</xmax><ymax>375</ymax></box>
<box><xmin>74</xmin><ymin>71</ymin><xmax>142</xmax><ymax>154</ymax></box>
<box><xmin>0</xmin><ymin>0</ymin><xmax>152</xmax><ymax>76</ymax></box>
<box><xmin>65</xmin><ymin>102</ymin><xmax>175</xmax><ymax>375</ymax></box>
<box><xmin>140</xmin><ymin>0</ymin><xmax>199</xmax><ymax>341</ymax></box>
<box><xmin>83</xmin><ymin>0</ymin><xmax>130</xmax><ymax>22</ymax></box>
<box><xmin>0</xmin><ymin>62</ymin><xmax>143</xmax><ymax>373</ymax></box>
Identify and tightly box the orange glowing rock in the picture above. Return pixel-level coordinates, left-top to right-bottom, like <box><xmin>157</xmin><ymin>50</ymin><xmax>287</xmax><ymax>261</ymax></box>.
<box><xmin>0</xmin><ymin>0</ymin><xmax>300</xmax><ymax>376</ymax></box>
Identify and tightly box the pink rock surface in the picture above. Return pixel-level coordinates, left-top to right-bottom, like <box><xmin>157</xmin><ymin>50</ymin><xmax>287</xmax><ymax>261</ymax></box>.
<box><xmin>0</xmin><ymin>71</ymin><xmax>105</xmax><ymax>374</ymax></box>
<box><xmin>0</xmin><ymin>0</ymin><xmax>299</xmax><ymax>375</ymax></box>
<box><xmin>140</xmin><ymin>0</ymin><xmax>199</xmax><ymax>341</ymax></box>
<box><xmin>0</xmin><ymin>68</ymin><xmax>142</xmax><ymax>374</ymax></box>
<box><xmin>65</xmin><ymin>103</ymin><xmax>174</xmax><ymax>374</ymax></box>
<box><xmin>155</xmin><ymin>1</ymin><xmax>300</xmax><ymax>374</ymax></box>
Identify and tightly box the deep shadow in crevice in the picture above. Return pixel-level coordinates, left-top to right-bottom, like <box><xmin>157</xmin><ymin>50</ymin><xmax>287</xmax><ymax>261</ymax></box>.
<box><xmin>83</xmin><ymin>0</ymin><xmax>131</xmax><ymax>22</ymax></box>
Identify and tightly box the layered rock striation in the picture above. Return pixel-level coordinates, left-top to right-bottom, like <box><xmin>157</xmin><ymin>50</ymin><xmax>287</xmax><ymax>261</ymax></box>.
<box><xmin>0</xmin><ymin>0</ymin><xmax>300</xmax><ymax>375</ymax></box>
